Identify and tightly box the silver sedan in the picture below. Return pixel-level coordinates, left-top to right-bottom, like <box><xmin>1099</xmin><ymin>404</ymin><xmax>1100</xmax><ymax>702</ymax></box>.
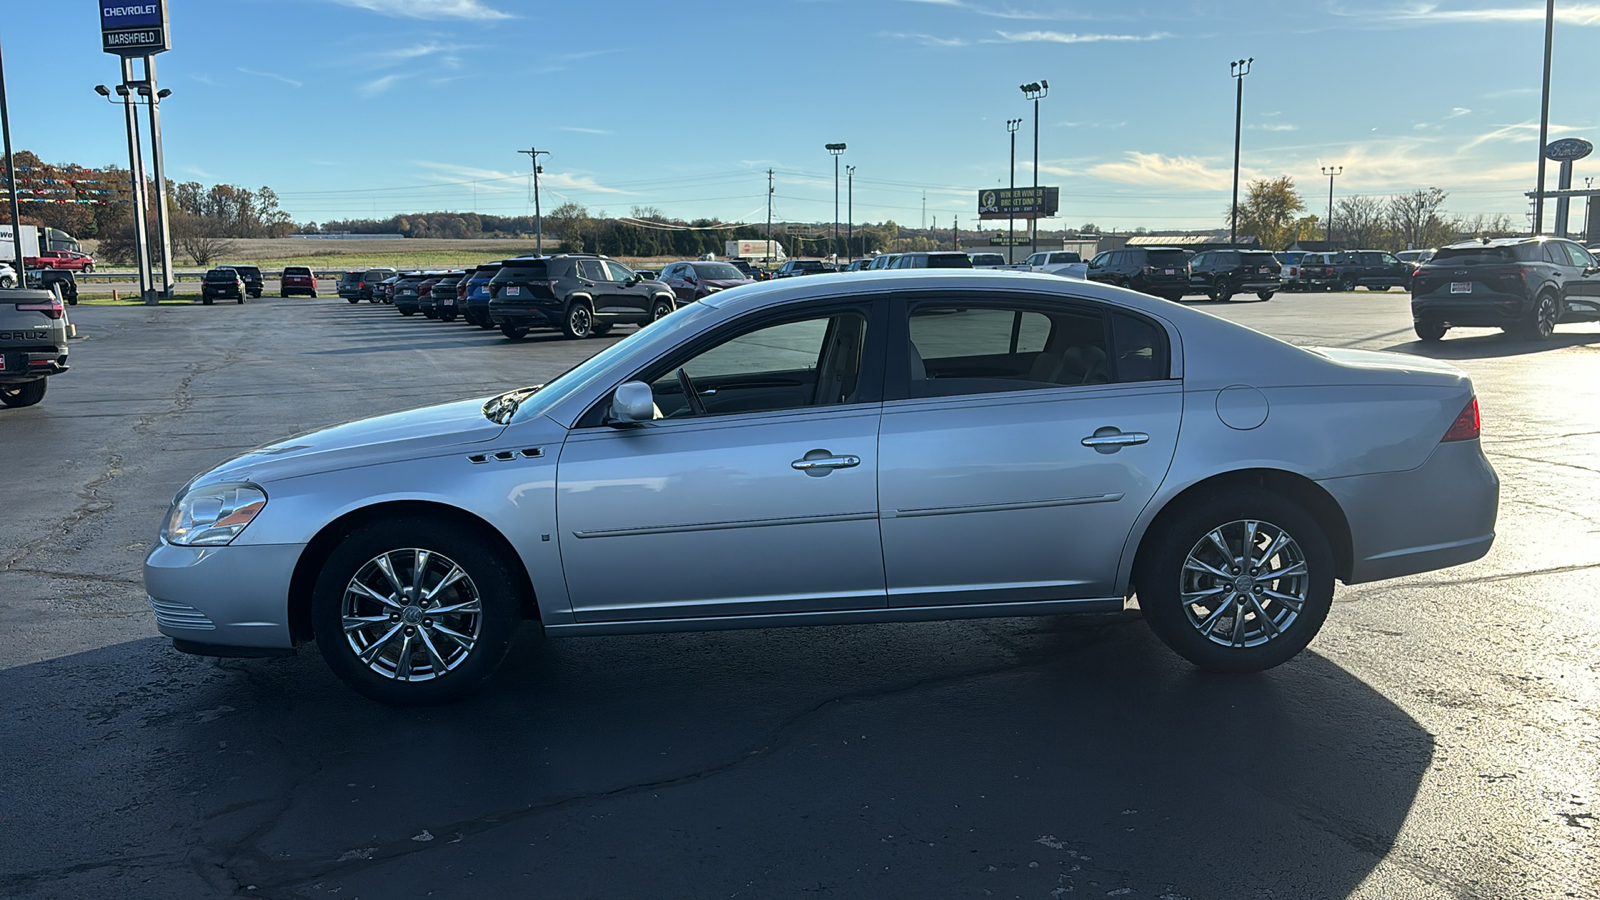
<box><xmin>145</xmin><ymin>271</ymin><xmax>1499</xmax><ymax>704</ymax></box>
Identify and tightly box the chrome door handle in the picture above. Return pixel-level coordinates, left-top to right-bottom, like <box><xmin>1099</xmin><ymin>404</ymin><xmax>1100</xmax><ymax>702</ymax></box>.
<box><xmin>1081</xmin><ymin>430</ymin><xmax>1149</xmax><ymax>449</ymax></box>
<box><xmin>791</xmin><ymin>453</ymin><xmax>861</xmax><ymax>471</ymax></box>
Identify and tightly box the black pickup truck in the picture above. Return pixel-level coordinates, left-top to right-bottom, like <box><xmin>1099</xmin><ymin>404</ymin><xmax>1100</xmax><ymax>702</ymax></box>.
<box><xmin>1301</xmin><ymin>250</ymin><xmax>1411</xmax><ymax>292</ymax></box>
<box><xmin>0</xmin><ymin>287</ymin><xmax>70</xmax><ymax>408</ymax></box>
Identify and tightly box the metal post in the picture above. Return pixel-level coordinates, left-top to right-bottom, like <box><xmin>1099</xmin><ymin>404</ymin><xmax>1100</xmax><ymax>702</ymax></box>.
<box><xmin>1020</xmin><ymin>82</ymin><xmax>1048</xmax><ymax>256</ymax></box>
<box><xmin>121</xmin><ymin>58</ymin><xmax>154</xmax><ymax>304</ymax></box>
<box><xmin>1006</xmin><ymin>118</ymin><xmax>1020</xmax><ymax>264</ymax></box>
<box><xmin>846</xmin><ymin>165</ymin><xmax>854</xmax><ymax>264</ymax></box>
<box><xmin>1230</xmin><ymin>58</ymin><xmax>1253</xmax><ymax>248</ymax></box>
<box><xmin>1322</xmin><ymin>166</ymin><xmax>1341</xmax><ymax>245</ymax></box>
<box><xmin>826</xmin><ymin>143</ymin><xmax>845</xmax><ymax>261</ymax></box>
<box><xmin>1533</xmin><ymin>0</ymin><xmax>1555</xmax><ymax>235</ymax></box>
<box><xmin>1555</xmin><ymin>160</ymin><xmax>1574</xmax><ymax>237</ymax></box>
<box><xmin>519</xmin><ymin>147</ymin><xmax>548</xmax><ymax>253</ymax></box>
<box><xmin>0</xmin><ymin>34</ymin><xmax>26</xmax><ymax>280</ymax></box>
<box><xmin>144</xmin><ymin>57</ymin><xmax>174</xmax><ymax>298</ymax></box>
<box><xmin>766</xmin><ymin>168</ymin><xmax>773</xmax><ymax>267</ymax></box>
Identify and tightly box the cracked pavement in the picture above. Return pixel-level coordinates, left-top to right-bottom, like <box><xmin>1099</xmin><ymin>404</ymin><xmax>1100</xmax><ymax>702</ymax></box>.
<box><xmin>0</xmin><ymin>294</ymin><xmax>1595</xmax><ymax>899</ymax></box>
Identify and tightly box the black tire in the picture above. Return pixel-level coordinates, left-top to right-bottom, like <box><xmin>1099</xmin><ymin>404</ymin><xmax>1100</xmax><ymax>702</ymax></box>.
<box><xmin>348</xmin><ymin>297</ymin><xmax>360</xmax><ymax>304</ymax></box>
<box><xmin>0</xmin><ymin>275</ymin><xmax>14</xmax><ymax>289</ymax></box>
<box><xmin>202</xmin><ymin>296</ymin><xmax>214</xmax><ymax>305</ymax></box>
<box><xmin>590</xmin><ymin>322</ymin><xmax>612</xmax><ymax>336</ymax></box>
<box><xmin>252</xmin><ymin>290</ymin><xmax>262</xmax><ymax>299</ymax></box>
<box><xmin>401</xmin><ymin>309</ymin><xmax>415</xmax><ymax>317</ymax></box>
<box><xmin>1414</xmin><ymin>321</ymin><xmax>1447</xmax><ymax>342</ymax></box>
<box><xmin>649</xmin><ymin>298</ymin><xmax>675</xmax><ymax>322</ymax></box>
<box><xmin>311</xmin><ymin>516</ymin><xmax>520</xmax><ymax>705</ymax></box>
<box><xmin>0</xmin><ymin>379</ymin><xmax>48</xmax><ymax>408</ymax></box>
<box><xmin>1372</xmin><ymin>285</ymin><xmax>1392</xmax><ymax>292</ymax></box>
<box><xmin>1162</xmin><ymin>292</ymin><xmax>1184</xmax><ymax>303</ymax></box>
<box><xmin>1135</xmin><ymin>489</ymin><xmax>1335</xmax><ymax>673</ymax></box>
<box><xmin>1341</xmin><ymin>277</ymin><xmax>1358</xmax><ymax>292</ymax></box>
<box><xmin>1518</xmin><ymin>292</ymin><xmax>1559</xmax><ymax>340</ymax></box>
<box><xmin>423</xmin><ymin>309</ymin><xmax>437</xmax><ymax>320</ymax></box>
<box><xmin>280</xmin><ymin>291</ymin><xmax>288</xmax><ymax>298</ymax></box>
<box><xmin>311</xmin><ymin>292</ymin><xmax>318</xmax><ymax>299</ymax></box>
<box><xmin>562</xmin><ymin>301</ymin><xmax>594</xmax><ymax>339</ymax></box>
<box><xmin>1212</xmin><ymin>281</ymin><xmax>1234</xmax><ymax>302</ymax></box>
<box><xmin>440</xmin><ymin>311</ymin><xmax>457</xmax><ymax>322</ymax></box>
<box><xmin>500</xmin><ymin>323</ymin><xmax>527</xmax><ymax>340</ymax></box>
<box><xmin>237</xmin><ymin>295</ymin><xmax>245</xmax><ymax>304</ymax></box>
<box><xmin>1256</xmin><ymin>291</ymin><xmax>1275</xmax><ymax>301</ymax></box>
<box><xmin>477</xmin><ymin>317</ymin><xmax>495</xmax><ymax>330</ymax></box>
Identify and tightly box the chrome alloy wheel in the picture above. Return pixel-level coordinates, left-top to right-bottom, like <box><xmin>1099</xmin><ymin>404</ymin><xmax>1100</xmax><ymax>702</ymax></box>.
<box><xmin>1179</xmin><ymin>519</ymin><xmax>1308</xmax><ymax>648</ymax></box>
<box><xmin>341</xmin><ymin>549</ymin><xmax>482</xmax><ymax>681</ymax></box>
<box><xmin>568</xmin><ymin>305</ymin><xmax>592</xmax><ymax>335</ymax></box>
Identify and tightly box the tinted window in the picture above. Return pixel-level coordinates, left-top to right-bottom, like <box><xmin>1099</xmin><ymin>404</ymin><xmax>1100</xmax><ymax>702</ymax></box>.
<box><xmin>1434</xmin><ymin>245</ymin><xmax>1518</xmax><ymax>264</ymax></box>
<box><xmin>1146</xmin><ymin>249</ymin><xmax>1188</xmax><ymax>267</ymax></box>
<box><xmin>284</xmin><ymin>267</ymin><xmax>311</xmax><ymax>276</ymax></box>
<box><xmin>907</xmin><ymin>304</ymin><xmax>1106</xmax><ymax>398</ymax></box>
<box><xmin>1112</xmin><ymin>313</ymin><xmax>1168</xmax><ymax>383</ymax></box>
<box><xmin>602</xmin><ymin>260</ymin><xmax>635</xmax><ymax>282</ymax></box>
<box><xmin>927</xmin><ymin>254</ymin><xmax>973</xmax><ymax>269</ymax></box>
<box><xmin>968</xmin><ymin>253</ymin><xmax>1006</xmax><ymax>266</ymax></box>
<box><xmin>1240</xmin><ymin>252</ymin><xmax>1277</xmax><ymax>267</ymax></box>
<box><xmin>493</xmin><ymin>260</ymin><xmax>549</xmax><ymax>282</ymax></box>
<box><xmin>694</xmin><ymin>263</ymin><xmax>745</xmax><ymax>280</ymax></box>
<box><xmin>1559</xmin><ymin>242</ymin><xmax>1594</xmax><ymax>267</ymax></box>
<box><xmin>205</xmin><ymin>270</ymin><xmax>235</xmax><ymax>281</ymax></box>
<box><xmin>1050</xmin><ymin>252</ymin><xmax>1081</xmax><ymax>264</ymax></box>
<box><xmin>1542</xmin><ymin>243</ymin><xmax>1568</xmax><ymax>265</ymax></box>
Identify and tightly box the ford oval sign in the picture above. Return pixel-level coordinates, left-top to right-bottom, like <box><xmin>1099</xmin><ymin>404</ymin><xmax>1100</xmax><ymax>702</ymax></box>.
<box><xmin>1544</xmin><ymin>138</ymin><xmax>1593</xmax><ymax>162</ymax></box>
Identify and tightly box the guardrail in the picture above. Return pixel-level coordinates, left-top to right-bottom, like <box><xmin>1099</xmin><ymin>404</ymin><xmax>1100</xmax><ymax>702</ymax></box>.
<box><xmin>71</xmin><ymin>268</ymin><xmax>364</xmax><ymax>283</ymax></box>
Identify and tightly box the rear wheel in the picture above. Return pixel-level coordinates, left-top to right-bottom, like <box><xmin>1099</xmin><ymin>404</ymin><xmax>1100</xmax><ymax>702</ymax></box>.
<box><xmin>0</xmin><ymin>379</ymin><xmax>47</xmax><ymax>408</ymax></box>
<box><xmin>0</xmin><ymin>274</ymin><xmax>14</xmax><ymax>289</ymax></box>
<box><xmin>1136</xmin><ymin>489</ymin><xmax>1335</xmax><ymax>673</ymax></box>
<box><xmin>348</xmin><ymin>297</ymin><xmax>360</xmax><ymax>304</ymax></box>
<box><xmin>311</xmin><ymin>517</ymin><xmax>520</xmax><ymax>706</ymax></box>
<box><xmin>650</xmin><ymin>298</ymin><xmax>675</xmax><ymax>322</ymax></box>
<box><xmin>401</xmin><ymin>309</ymin><xmax>415</xmax><ymax>317</ymax></box>
<box><xmin>1373</xmin><ymin>285</ymin><xmax>1392</xmax><ymax>292</ymax></box>
<box><xmin>1341</xmin><ymin>277</ymin><xmax>1358</xmax><ymax>292</ymax></box>
<box><xmin>1162</xmin><ymin>292</ymin><xmax>1185</xmax><ymax>303</ymax></box>
<box><xmin>562</xmin><ymin>301</ymin><xmax>594</xmax><ymax>339</ymax></box>
<box><xmin>202</xmin><ymin>296</ymin><xmax>214</xmax><ymax>305</ymax></box>
<box><xmin>1257</xmin><ymin>291</ymin><xmax>1275</xmax><ymax>301</ymax></box>
<box><xmin>590</xmin><ymin>322</ymin><xmax>613</xmax><ymax>336</ymax></box>
<box><xmin>1519</xmin><ymin>293</ymin><xmax>1559</xmax><ymax>340</ymax></box>
<box><xmin>500</xmin><ymin>323</ymin><xmax>527</xmax><ymax>340</ymax></box>
<box><xmin>280</xmin><ymin>291</ymin><xmax>288</xmax><ymax>298</ymax></box>
<box><xmin>1211</xmin><ymin>281</ymin><xmax>1234</xmax><ymax>302</ymax></box>
<box><xmin>1414</xmin><ymin>321</ymin><xmax>1447</xmax><ymax>342</ymax></box>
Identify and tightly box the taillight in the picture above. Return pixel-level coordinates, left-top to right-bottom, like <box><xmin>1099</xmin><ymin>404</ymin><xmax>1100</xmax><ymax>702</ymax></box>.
<box><xmin>1142</xmin><ymin>265</ymin><xmax>1154</xmax><ymax>274</ymax></box>
<box><xmin>16</xmin><ymin>298</ymin><xmax>65</xmax><ymax>319</ymax></box>
<box><xmin>1441</xmin><ymin>397</ymin><xmax>1481</xmax><ymax>442</ymax></box>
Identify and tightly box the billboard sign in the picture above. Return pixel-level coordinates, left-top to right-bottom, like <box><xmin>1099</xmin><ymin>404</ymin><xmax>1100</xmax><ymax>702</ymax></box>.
<box><xmin>977</xmin><ymin>187</ymin><xmax>1059</xmax><ymax>220</ymax></box>
<box><xmin>1544</xmin><ymin>138</ymin><xmax>1593</xmax><ymax>162</ymax></box>
<box><xmin>101</xmin><ymin>1</ymin><xmax>170</xmax><ymax>56</ymax></box>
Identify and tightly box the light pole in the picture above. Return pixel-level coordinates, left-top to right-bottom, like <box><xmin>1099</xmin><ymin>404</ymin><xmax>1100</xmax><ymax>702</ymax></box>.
<box><xmin>845</xmin><ymin>165</ymin><xmax>855</xmax><ymax>264</ymax></box>
<box><xmin>1006</xmin><ymin>118</ymin><xmax>1021</xmax><ymax>264</ymax></box>
<box><xmin>1533</xmin><ymin>0</ymin><xmax>1555</xmax><ymax>234</ymax></box>
<box><xmin>0</xmin><ymin>35</ymin><xmax>25</xmax><ymax>281</ymax></box>
<box><xmin>1020</xmin><ymin>81</ymin><xmax>1047</xmax><ymax>255</ymax></box>
<box><xmin>1229</xmin><ymin>57</ymin><xmax>1253</xmax><ymax>247</ymax></box>
<box><xmin>518</xmin><ymin>147</ymin><xmax>548</xmax><ymax>253</ymax></box>
<box><xmin>1322</xmin><ymin>165</ymin><xmax>1342</xmax><ymax>245</ymax></box>
<box><xmin>138</xmin><ymin>75</ymin><xmax>174</xmax><ymax>298</ymax></box>
<box><xmin>826</xmin><ymin>143</ymin><xmax>846</xmax><ymax>260</ymax></box>
<box><xmin>96</xmin><ymin>80</ymin><xmax>154</xmax><ymax>303</ymax></box>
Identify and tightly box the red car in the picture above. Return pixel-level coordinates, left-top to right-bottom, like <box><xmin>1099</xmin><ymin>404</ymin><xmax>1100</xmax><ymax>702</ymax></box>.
<box><xmin>25</xmin><ymin>250</ymin><xmax>95</xmax><ymax>272</ymax></box>
<box><xmin>280</xmin><ymin>266</ymin><xmax>317</xmax><ymax>298</ymax></box>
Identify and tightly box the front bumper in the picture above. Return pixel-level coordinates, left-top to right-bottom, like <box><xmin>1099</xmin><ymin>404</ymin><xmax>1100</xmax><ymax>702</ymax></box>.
<box><xmin>1321</xmin><ymin>439</ymin><xmax>1498</xmax><ymax>584</ymax></box>
<box><xmin>144</xmin><ymin>540</ymin><xmax>305</xmax><ymax>650</ymax></box>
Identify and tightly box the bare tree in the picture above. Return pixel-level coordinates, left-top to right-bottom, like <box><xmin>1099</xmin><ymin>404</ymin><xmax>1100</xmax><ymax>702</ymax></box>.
<box><xmin>1388</xmin><ymin>188</ymin><xmax>1452</xmax><ymax>250</ymax></box>
<box><xmin>172</xmin><ymin>212</ymin><xmax>238</xmax><ymax>267</ymax></box>
<box><xmin>1334</xmin><ymin>195</ymin><xmax>1389</xmax><ymax>249</ymax></box>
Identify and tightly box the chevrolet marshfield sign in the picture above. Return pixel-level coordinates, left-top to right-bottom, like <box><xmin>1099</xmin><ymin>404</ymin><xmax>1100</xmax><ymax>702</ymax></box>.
<box><xmin>101</xmin><ymin>1</ymin><xmax>171</xmax><ymax>56</ymax></box>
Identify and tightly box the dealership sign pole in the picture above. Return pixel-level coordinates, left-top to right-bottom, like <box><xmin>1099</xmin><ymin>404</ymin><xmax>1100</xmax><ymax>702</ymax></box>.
<box><xmin>0</xmin><ymin>35</ymin><xmax>27</xmax><ymax>281</ymax></box>
<box><xmin>101</xmin><ymin>1</ymin><xmax>171</xmax><ymax>304</ymax></box>
<box><xmin>1545</xmin><ymin>138</ymin><xmax>1593</xmax><ymax>239</ymax></box>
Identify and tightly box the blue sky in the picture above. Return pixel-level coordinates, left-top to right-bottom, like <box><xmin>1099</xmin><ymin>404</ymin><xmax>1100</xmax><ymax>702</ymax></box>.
<box><xmin>4</xmin><ymin>1</ymin><xmax>1598</xmax><ymax>233</ymax></box>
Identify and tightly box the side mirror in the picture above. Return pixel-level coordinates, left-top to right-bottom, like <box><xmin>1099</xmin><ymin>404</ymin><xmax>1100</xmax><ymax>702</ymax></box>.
<box><xmin>626</xmin><ymin>273</ymin><xmax>643</xmax><ymax>286</ymax></box>
<box><xmin>1586</xmin><ymin>264</ymin><xmax>1600</xmax><ymax>276</ymax></box>
<box><xmin>609</xmin><ymin>381</ymin><xmax>655</xmax><ymax>425</ymax></box>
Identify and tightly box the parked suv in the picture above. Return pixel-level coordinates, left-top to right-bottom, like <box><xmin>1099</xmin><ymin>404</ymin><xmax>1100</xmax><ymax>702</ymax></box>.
<box><xmin>428</xmin><ymin>272</ymin><xmax>467</xmax><ymax>321</ymax></box>
<box><xmin>890</xmin><ymin>252</ymin><xmax>974</xmax><ymax>269</ymax></box>
<box><xmin>337</xmin><ymin>271</ymin><xmax>364</xmax><ymax>302</ymax></box>
<box><xmin>231</xmin><ymin>264</ymin><xmax>264</xmax><ymax>299</ymax></box>
<box><xmin>659</xmin><ymin>260</ymin><xmax>755</xmax><ymax>303</ymax></box>
<box><xmin>201</xmin><ymin>267</ymin><xmax>246</xmax><ymax>304</ymax></box>
<box><xmin>1303</xmin><ymin>250</ymin><xmax>1409</xmax><ymax>292</ymax></box>
<box><xmin>280</xmin><ymin>266</ymin><xmax>317</xmax><ymax>298</ymax></box>
<box><xmin>460</xmin><ymin>262</ymin><xmax>502</xmax><ymax>327</ymax></box>
<box><xmin>1410</xmin><ymin>237</ymin><xmax>1600</xmax><ymax>342</ymax></box>
<box><xmin>360</xmin><ymin>268</ymin><xmax>398</xmax><ymax>302</ymax></box>
<box><xmin>391</xmin><ymin>273</ymin><xmax>426</xmax><ymax>316</ymax></box>
<box><xmin>0</xmin><ymin>287</ymin><xmax>70</xmax><ymax>408</ymax></box>
<box><xmin>1024</xmin><ymin>251</ymin><xmax>1083</xmax><ymax>270</ymax></box>
<box><xmin>774</xmin><ymin>259</ymin><xmax>830</xmax><ymax>277</ymax></box>
<box><xmin>1086</xmin><ymin>247</ymin><xmax>1191</xmax><ymax>301</ymax></box>
<box><xmin>25</xmin><ymin>268</ymin><xmax>78</xmax><ymax>306</ymax></box>
<box><xmin>1188</xmin><ymin>249</ymin><xmax>1283</xmax><ymax>301</ymax></box>
<box><xmin>487</xmin><ymin>254</ymin><xmax>678</xmax><ymax>340</ymax></box>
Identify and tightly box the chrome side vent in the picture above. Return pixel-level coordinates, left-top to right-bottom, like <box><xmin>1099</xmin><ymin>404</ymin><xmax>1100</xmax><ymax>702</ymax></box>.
<box><xmin>468</xmin><ymin>448</ymin><xmax>543</xmax><ymax>464</ymax></box>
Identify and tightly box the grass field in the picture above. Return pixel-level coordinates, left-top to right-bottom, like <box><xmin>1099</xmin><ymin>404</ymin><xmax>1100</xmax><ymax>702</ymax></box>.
<box><xmin>79</xmin><ymin>236</ymin><xmax>685</xmax><ymax>272</ymax></box>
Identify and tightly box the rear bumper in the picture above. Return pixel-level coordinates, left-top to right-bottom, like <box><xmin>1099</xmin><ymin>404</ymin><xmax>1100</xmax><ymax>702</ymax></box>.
<box><xmin>1321</xmin><ymin>439</ymin><xmax>1498</xmax><ymax>584</ymax></box>
<box><xmin>489</xmin><ymin>302</ymin><xmax>560</xmax><ymax>328</ymax></box>
<box><xmin>1411</xmin><ymin>292</ymin><xmax>1529</xmax><ymax>326</ymax></box>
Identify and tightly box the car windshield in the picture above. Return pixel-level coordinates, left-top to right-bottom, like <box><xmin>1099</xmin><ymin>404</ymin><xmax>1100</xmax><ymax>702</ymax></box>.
<box><xmin>1432</xmin><ymin>245</ymin><xmax>1518</xmax><ymax>264</ymax></box>
<box><xmin>695</xmin><ymin>264</ymin><xmax>745</xmax><ymax>280</ymax></box>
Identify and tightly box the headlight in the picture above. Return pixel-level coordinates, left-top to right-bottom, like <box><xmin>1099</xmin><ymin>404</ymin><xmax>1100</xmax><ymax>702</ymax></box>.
<box><xmin>163</xmin><ymin>484</ymin><xmax>268</xmax><ymax>546</ymax></box>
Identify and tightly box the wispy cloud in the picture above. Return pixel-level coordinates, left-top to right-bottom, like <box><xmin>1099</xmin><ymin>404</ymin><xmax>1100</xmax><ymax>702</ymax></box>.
<box><xmin>1249</xmin><ymin>123</ymin><xmax>1298</xmax><ymax>132</ymax></box>
<box><xmin>358</xmin><ymin>74</ymin><xmax>406</xmax><ymax>97</ymax></box>
<box><xmin>1089</xmin><ymin>153</ymin><xmax>1237</xmax><ymax>191</ymax></box>
<box><xmin>895</xmin><ymin>0</ymin><xmax>1071</xmax><ymax>20</ymax></box>
<box><xmin>1055</xmin><ymin>120</ymin><xmax>1126</xmax><ymax>129</ymax></box>
<box><xmin>544</xmin><ymin>173</ymin><xmax>630</xmax><ymax>195</ymax></box>
<box><xmin>371</xmin><ymin>41</ymin><xmax>477</xmax><ymax>62</ymax></box>
<box><xmin>560</xmin><ymin>127</ymin><xmax>613</xmax><ymax>135</ymax></box>
<box><xmin>1445</xmin><ymin>107</ymin><xmax>1471</xmax><ymax>118</ymax></box>
<box><xmin>1357</xmin><ymin>3</ymin><xmax>1600</xmax><ymax>25</ymax></box>
<box><xmin>989</xmin><ymin>30</ymin><xmax>1169</xmax><ymax>43</ymax></box>
<box><xmin>882</xmin><ymin>31</ymin><xmax>970</xmax><ymax>47</ymax></box>
<box><xmin>325</xmin><ymin>0</ymin><xmax>512</xmax><ymax>20</ymax></box>
<box><xmin>1462</xmin><ymin>120</ymin><xmax>1585</xmax><ymax>151</ymax></box>
<box><xmin>238</xmin><ymin>68</ymin><xmax>303</xmax><ymax>88</ymax></box>
<box><xmin>413</xmin><ymin>161</ymin><xmax>523</xmax><ymax>192</ymax></box>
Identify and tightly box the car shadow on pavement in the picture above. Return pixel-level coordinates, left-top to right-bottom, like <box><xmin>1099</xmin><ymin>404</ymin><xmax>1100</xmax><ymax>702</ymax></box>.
<box><xmin>1384</xmin><ymin>327</ymin><xmax>1600</xmax><ymax>359</ymax></box>
<box><xmin>0</xmin><ymin>617</ymin><xmax>1432</xmax><ymax>899</ymax></box>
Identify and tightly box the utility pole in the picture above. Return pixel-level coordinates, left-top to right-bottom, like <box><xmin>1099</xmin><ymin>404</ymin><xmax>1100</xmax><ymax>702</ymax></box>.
<box><xmin>1322</xmin><ymin>165</ymin><xmax>1342</xmax><ymax>245</ymax></box>
<box><xmin>845</xmin><ymin>165</ymin><xmax>855</xmax><ymax>264</ymax></box>
<box><xmin>921</xmin><ymin>192</ymin><xmax>926</xmax><ymax>230</ymax></box>
<box><xmin>766</xmin><ymin>168</ymin><xmax>773</xmax><ymax>267</ymax></box>
<box><xmin>1533</xmin><ymin>0</ymin><xmax>1555</xmax><ymax>234</ymax></box>
<box><xmin>1006</xmin><ymin>118</ymin><xmax>1021</xmax><ymax>264</ymax></box>
<box><xmin>0</xmin><ymin>34</ymin><xmax>25</xmax><ymax>280</ymax></box>
<box><xmin>826</xmin><ymin>143</ymin><xmax>846</xmax><ymax>260</ymax></box>
<box><xmin>518</xmin><ymin>147</ymin><xmax>549</xmax><ymax>253</ymax></box>
<box><xmin>1229</xmin><ymin>58</ymin><xmax>1253</xmax><ymax>247</ymax></box>
<box><xmin>1021</xmin><ymin>81</ymin><xmax>1048</xmax><ymax>255</ymax></box>
<box><xmin>953</xmin><ymin>215</ymin><xmax>959</xmax><ymax>252</ymax></box>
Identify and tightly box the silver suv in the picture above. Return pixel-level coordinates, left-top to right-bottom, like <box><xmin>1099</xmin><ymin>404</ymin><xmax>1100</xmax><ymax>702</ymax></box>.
<box><xmin>0</xmin><ymin>287</ymin><xmax>70</xmax><ymax>408</ymax></box>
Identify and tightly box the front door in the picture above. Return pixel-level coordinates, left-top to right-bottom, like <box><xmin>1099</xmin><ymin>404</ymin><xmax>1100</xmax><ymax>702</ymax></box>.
<box><xmin>557</xmin><ymin>303</ymin><xmax>888</xmax><ymax>621</ymax></box>
<box><xmin>878</xmin><ymin>296</ymin><xmax>1181</xmax><ymax>606</ymax></box>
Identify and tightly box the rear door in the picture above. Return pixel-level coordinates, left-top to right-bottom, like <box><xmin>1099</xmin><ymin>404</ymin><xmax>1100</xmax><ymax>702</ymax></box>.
<box><xmin>1556</xmin><ymin>242</ymin><xmax>1600</xmax><ymax>311</ymax></box>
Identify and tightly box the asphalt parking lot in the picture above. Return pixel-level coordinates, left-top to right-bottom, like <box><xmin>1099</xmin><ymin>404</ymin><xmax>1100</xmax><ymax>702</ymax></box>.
<box><xmin>1</xmin><ymin>289</ymin><xmax>1597</xmax><ymax>899</ymax></box>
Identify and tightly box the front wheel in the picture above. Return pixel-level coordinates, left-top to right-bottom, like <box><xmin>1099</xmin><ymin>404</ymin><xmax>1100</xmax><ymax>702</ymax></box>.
<box><xmin>0</xmin><ymin>275</ymin><xmax>14</xmax><ymax>289</ymax></box>
<box><xmin>0</xmin><ymin>379</ymin><xmax>48</xmax><ymax>408</ymax></box>
<box><xmin>1414</xmin><ymin>321</ymin><xmax>1447</xmax><ymax>342</ymax></box>
<box><xmin>500</xmin><ymin>323</ymin><xmax>527</xmax><ymax>340</ymax></box>
<box><xmin>348</xmin><ymin>297</ymin><xmax>360</xmax><ymax>304</ymax></box>
<box><xmin>280</xmin><ymin>291</ymin><xmax>288</xmax><ymax>298</ymax></box>
<box><xmin>311</xmin><ymin>517</ymin><xmax>520</xmax><ymax>705</ymax></box>
<box><xmin>1211</xmin><ymin>281</ymin><xmax>1234</xmax><ymax>302</ymax></box>
<box><xmin>1257</xmin><ymin>291</ymin><xmax>1275</xmax><ymax>301</ymax></box>
<box><xmin>1372</xmin><ymin>285</ymin><xmax>1392</xmax><ymax>292</ymax></box>
<box><xmin>1341</xmin><ymin>277</ymin><xmax>1358</xmax><ymax>292</ymax></box>
<box><xmin>562</xmin><ymin>301</ymin><xmax>594</xmax><ymax>339</ymax></box>
<box><xmin>650</xmin><ymin>298</ymin><xmax>675</xmax><ymax>322</ymax></box>
<box><xmin>1135</xmin><ymin>489</ymin><xmax>1335</xmax><ymax>673</ymax></box>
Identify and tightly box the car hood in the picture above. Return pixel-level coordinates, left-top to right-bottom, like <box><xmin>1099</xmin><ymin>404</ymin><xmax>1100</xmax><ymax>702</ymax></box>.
<box><xmin>1309</xmin><ymin>347</ymin><xmax>1468</xmax><ymax>386</ymax></box>
<box><xmin>704</xmin><ymin>278</ymin><xmax>754</xmax><ymax>289</ymax></box>
<box><xmin>189</xmin><ymin>397</ymin><xmax>507</xmax><ymax>488</ymax></box>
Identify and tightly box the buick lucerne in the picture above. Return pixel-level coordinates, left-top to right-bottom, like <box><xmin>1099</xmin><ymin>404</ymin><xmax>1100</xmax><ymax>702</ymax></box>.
<box><xmin>145</xmin><ymin>271</ymin><xmax>1499</xmax><ymax>704</ymax></box>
